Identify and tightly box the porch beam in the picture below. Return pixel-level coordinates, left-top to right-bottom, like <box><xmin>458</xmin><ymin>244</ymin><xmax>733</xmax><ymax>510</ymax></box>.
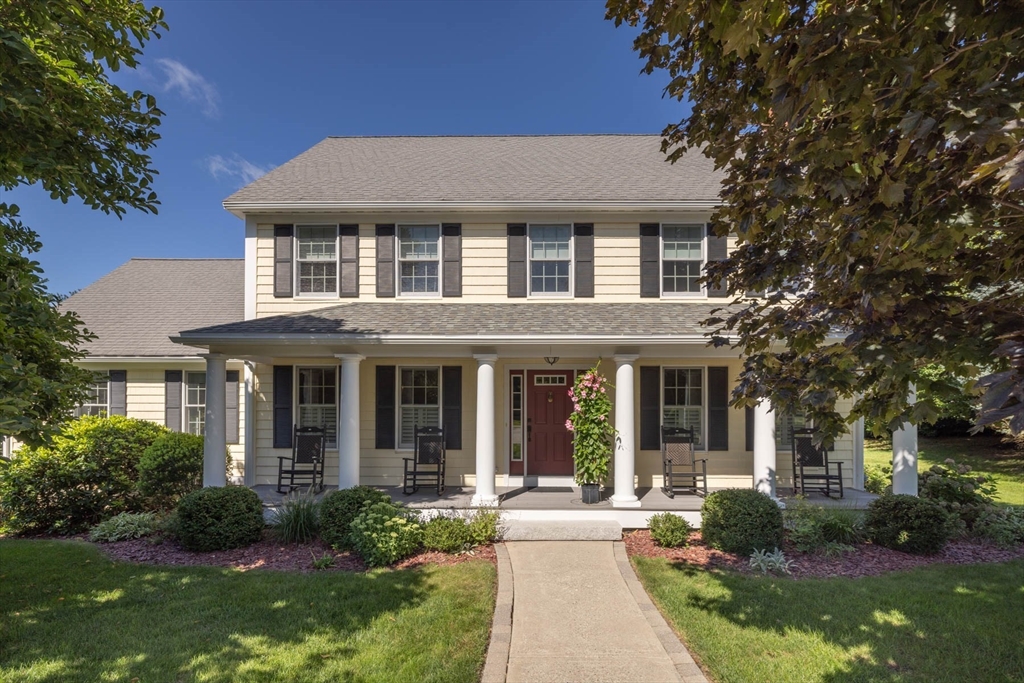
<box><xmin>472</xmin><ymin>354</ymin><xmax>499</xmax><ymax>507</ymax></box>
<box><xmin>892</xmin><ymin>385</ymin><xmax>918</xmax><ymax>495</ymax></box>
<box><xmin>753</xmin><ymin>399</ymin><xmax>777</xmax><ymax>498</ymax></box>
<box><xmin>202</xmin><ymin>353</ymin><xmax>228</xmax><ymax>487</ymax></box>
<box><xmin>611</xmin><ymin>354</ymin><xmax>641</xmax><ymax>508</ymax></box>
<box><xmin>336</xmin><ymin>354</ymin><xmax>363</xmax><ymax>490</ymax></box>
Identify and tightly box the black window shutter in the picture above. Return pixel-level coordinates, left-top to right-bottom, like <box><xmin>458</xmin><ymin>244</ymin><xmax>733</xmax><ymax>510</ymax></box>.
<box><xmin>442</xmin><ymin>223</ymin><xmax>462</xmax><ymax>297</ymax></box>
<box><xmin>507</xmin><ymin>224</ymin><xmax>527</xmax><ymax>297</ymax></box>
<box><xmin>574</xmin><ymin>223</ymin><xmax>594</xmax><ymax>298</ymax></box>
<box><xmin>274</xmin><ymin>225</ymin><xmax>294</xmax><ymax>298</ymax></box>
<box><xmin>708</xmin><ymin>366</ymin><xmax>730</xmax><ymax>450</ymax></box>
<box><xmin>706</xmin><ymin>224</ymin><xmax>729</xmax><ymax>298</ymax></box>
<box><xmin>375</xmin><ymin>224</ymin><xmax>395</xmax><ymax>297</ymax></box>
<box><xmin>165</xmin><ymin>370</ymin><xmax>182</xmax><ymax>431</ymax></box>
<box><xmin>339</xmin><ymin>224</ymin><xmax>359</xmax><ymax>297</ymax></box>
<box><xmin>108</xmin><ymin>370</ymin><xmax>127</xmax><ymax>416</ymax></box>
<box><xmin>639</xmin><ymin>366</ymin><xmax>661</xmax><ymax>450</ymax></box>
<box><xmin>745</xmin><ymin>405</ymin><xmax>754</xmax><ymax>451</ymax></box>
<box><xmin>375</xmin><ymin>365</ymin><xmax>396</xmax><ymax>449</ymax></box>
<box><xmin>273</xmin><ymin>365</ymin><xmax>293</xmax><ymax>449</ymax></box>
<box><xmin>640</xmin><ymin>223</ymin><xmax>660</xmax><ymax>298</ymax></box>
<box><xmin>442</xmin><ymin>366</ymin><xmax>462</xmax><ymax>449</ymax></box>
<box><xmin>225</xmin><ymin>370</ymin><xmax>240</xmax><ymax>445</ymax></box>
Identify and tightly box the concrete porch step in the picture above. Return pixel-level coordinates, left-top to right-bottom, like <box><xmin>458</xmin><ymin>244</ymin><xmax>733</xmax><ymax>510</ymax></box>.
<box><xmin>502</xmin><ymin>520</ymin><xmax>623</xmax><ymax>541</ymax></box>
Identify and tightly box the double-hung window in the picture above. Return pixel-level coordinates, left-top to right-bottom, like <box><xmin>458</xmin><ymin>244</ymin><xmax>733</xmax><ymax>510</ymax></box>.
<box><xmin>663</xmin><ymin>368</ymin><xmax>704</xmax><ymax>447</ymax></box>
<box><xmin>661</xmin><ymin>224</ymin><xmax>705</xmax><ymax>295</ymax></box>
<box><xmin>399</xmin><ymin>367</ymin><xmax>440</xmax><ymax>448</ymax></box>
<box><xmin>398</xmin><ymin>225</ymin><xmax>440</xmax><ymax>295</ymax></box>
<box><xmin>776</xmin><ymin>411</ymin><xmax>809</xmax><ymax>449</ymax></box>
<box><xmin>79</xmin><ymin>372</ymin><xmax>110</xmax><ymax>416</ymax></box>
<box><xmin>297</xmin><ymin>367</ymin><xmax>337</xmax><ymax>448</ymax></box>
<box><xmin>296</xmin><ymin>225</ymin><xmax>338</xmax><ymax>296</ymax></box>
<box><xmin>529</xmin><ymin>224</ymin><xmax>571</xmax><ymax>295</ymax></box>
<box><xmin>185</xmin><ymin>371</ymin><xmax>206</xmax><ymax>435</ymax></box>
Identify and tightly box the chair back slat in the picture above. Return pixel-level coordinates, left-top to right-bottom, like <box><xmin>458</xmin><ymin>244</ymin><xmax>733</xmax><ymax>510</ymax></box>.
<box><xmin>293</xmin><ymin>426</ymin><xmax>326</xmax><ymax>465</ymax></box>
<box><xmin>415</xmin><ymin>426</ymin><xmax>445</xmax><ymax>465</ymax></box>
<box><xmin>792</xmin><ymin>428</ymin><xmax>827</xmax><ymax>467</ymax></box>
<box><xmin>662</xmin><ymin>426</ymin><xmax>696</xmax><ymax>466</ymax></box>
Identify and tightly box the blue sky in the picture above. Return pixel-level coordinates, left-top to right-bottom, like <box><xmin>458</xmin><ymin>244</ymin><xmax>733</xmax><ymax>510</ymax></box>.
<box><xmin>9</xmin><ymin>0</ymin><xmax>686</xmax><ymax>295</ymax></box>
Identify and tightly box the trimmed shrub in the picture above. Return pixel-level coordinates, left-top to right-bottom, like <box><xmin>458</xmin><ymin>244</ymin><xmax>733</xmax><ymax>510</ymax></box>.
<box><xmin>468</xmin><ymin>509</ymin><xmax>502</xmax><ymax>545</ymax></box>
<box><xmin>349</xmin><ymin>501</ymin><xmax>423</xmax><ymax>567</ymax></box>
<box><xmin>271</xmin><ymin>492</ymin><xmax>320</xmax><ymax>544</ymax></box>
<box><xmin>176</xmin><ymin>486</ymin><xmax>264</xmax><ymax>552</ymax></box>
<box><xmin>919</xmin><ymin>459</ymin><xmax>997</xmax><ymax>529</ymax></box>
<box><xmin>138</xmin><ymin>432</ymin><xmax>205</xmax><ymax>503</ymax></box>
<box><xmin>866</xmin><ymin>494</ymin><xmax>952</xmax><ymax>555</ymax></box>
<box><xmin>423</xmin><ymin>515</ymin><xmax>473</xmax><ymax>552</ymax></box>
<box><xmin>319</xmin><ymin>485</ymin><xmax>391</xmax><ymax>549</ymax></box>
<box><xmin>973</xmin><ymin>506</ymin><xmax>1024</xmax><ymax>548</ymax></box>
<box><xmin>785</xmin><ymin>501</ymin><xmax>865</xmax><ymax>553</ymax></box>
<box><xmin>0</xmin><ymin>416</ymin><xmax>167</xmax><ymax>534</ymax></box>
<box><xmin>89</xmin><ymin>512</ymin><xmax>160</xmax><ymax>542</ymax></box>
<box><xmin>864</xmin><ymin>463</ymin><xmax>892</xmax><ymax>495</ymax></box>
<box><xmin>648</xmin><ymin>512</ymin><xmax>693</xmax><ymax>548</ymax></box>
<box><xmin>701</xmin><ymin>489</ymin><xmax>784</xmax><ymax>555</ymax></box>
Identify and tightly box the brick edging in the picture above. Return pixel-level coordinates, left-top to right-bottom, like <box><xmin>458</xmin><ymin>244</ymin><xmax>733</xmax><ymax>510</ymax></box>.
<box><xmin>612</xmin><ymin>541</ymin><xmax>710</xmax><ymax>683</ymax></box>
<box><xmin>480</xmin><ymin>543</ymin><xmax>513</xmax><ymax>683</ymax></box>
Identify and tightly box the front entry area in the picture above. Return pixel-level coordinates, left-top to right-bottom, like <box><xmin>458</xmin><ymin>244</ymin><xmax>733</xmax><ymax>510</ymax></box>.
<box><xmin>510</xmin><ymin>369</ymin><xmax>575</xmax><ymax>477</ymax></box>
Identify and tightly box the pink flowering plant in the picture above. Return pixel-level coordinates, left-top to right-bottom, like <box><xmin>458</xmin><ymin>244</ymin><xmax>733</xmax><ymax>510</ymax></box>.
<box><xmin>566</xmin><ymin>363</ymin><xmax>615</xmax><ymax>486</ymax></box>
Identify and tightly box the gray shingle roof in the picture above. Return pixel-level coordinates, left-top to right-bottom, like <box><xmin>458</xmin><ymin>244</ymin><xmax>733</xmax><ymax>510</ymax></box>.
<box><xmin>178</xmin><ymin>302</ymin><xmax>726</xmax><ymax>339</ymax></box>
<box><xmin>224</xmin><ymin>135</ymin><xmax>724</xmax><ymax>206</ymax></box>
<box><xmin>62</xmin><ymin>259</ymin><xmax>244</xmax><ymax>356</ymax></box>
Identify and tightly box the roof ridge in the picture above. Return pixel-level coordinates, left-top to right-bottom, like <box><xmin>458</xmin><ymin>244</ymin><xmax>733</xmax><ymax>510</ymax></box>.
<box><xmin>325</xmin><ymin>133</ymin><xmax>662</xmax><ymax>139</ymax></box>
<box><xmin>128</xmin><ymin>257</ymin><xmax>244</xmax><ymax>261</ymax></box>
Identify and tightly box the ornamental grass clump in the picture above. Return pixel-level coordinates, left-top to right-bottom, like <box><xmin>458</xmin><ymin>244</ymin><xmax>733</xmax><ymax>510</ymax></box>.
<box><xmin>566</xmin><ymin>364</ymin><xmax>615</xmax><ymax>486</ymax></box>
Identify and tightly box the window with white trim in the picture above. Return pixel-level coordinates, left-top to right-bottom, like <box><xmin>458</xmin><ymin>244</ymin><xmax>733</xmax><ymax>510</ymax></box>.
<box><xmin>79</xmin><ymin>372</ymin><xmax>110</xmax><ymax>416</ymax></box>
<box><xmin>661</xmin><ymin>224</ymin><xmax>704</xmax><ymax>295</ymax></box>
<box><xmin>776</xmin><ymin>411</ymin><xmax>809</xmax><ymax>449</ymax></box>
<box><xmin>529</xmin><ymin>224</ymin><xmax>571</xmax><ymax>295</ymax></box>
<box><xmin>297</xmin><ymin>367</ymin><xmax>337</xmax><ymax>448</ymax></box>
<box><xmin>399</xmin><ymin>367</ymin><xmax>440</xmax><ymax>448</ymax></box>
<box><xmin>398</xmin><ymin>224</ymin><xmax>441</xmax><ymax>295</ymax></box>
<box><xmin>663</xmin><ymin>368</ymin><xmax>704</xmax><ymax>447</ymax></box>
<box><xmin>185</xmin><ymin>371</ymin><xmax>206</xmax><ymax>436</ymax></box>
<box><xmin>296</xmin><ymin>225</ymin><xmax>338</xmax><ymax>296</ymax></box>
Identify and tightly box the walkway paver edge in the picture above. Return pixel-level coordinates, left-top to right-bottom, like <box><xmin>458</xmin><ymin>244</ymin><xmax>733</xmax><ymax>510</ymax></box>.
<box><xmin>480</xmin><ymin>543</ymin><xmax>513</xmax><ymax>683</ymax></box>
<box><xmin>612</xmin><ymin>541</ymin><xmax>710</xmax><ymax>683</ymax></box>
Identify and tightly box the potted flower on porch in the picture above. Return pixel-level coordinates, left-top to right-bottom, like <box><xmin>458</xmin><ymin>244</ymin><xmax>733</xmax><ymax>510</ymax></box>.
<box><xmin>566</xmin><ymin>364</ymin><xmax>614</xmax><ymax>504</ymax></box>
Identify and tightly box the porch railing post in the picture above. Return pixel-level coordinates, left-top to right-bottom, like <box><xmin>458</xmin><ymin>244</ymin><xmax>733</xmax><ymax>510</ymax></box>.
<box><xmin>611</xmin><ymin>354</ymin><xmax>641</xmax><ymax>508</ymax></box>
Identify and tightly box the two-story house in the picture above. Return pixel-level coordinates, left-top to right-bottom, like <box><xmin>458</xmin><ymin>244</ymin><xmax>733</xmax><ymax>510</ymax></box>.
<box><xmin>168</xmin><ymin>134</ymin><xmax>872</xmax><ymax>521</ymax></box>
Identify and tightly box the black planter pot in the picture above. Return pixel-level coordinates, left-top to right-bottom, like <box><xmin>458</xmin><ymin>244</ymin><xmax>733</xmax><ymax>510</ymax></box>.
<box><xmin>581</xmin><ymin>483</ymin><xmax>601</xmax><ymax>504</ymax></box>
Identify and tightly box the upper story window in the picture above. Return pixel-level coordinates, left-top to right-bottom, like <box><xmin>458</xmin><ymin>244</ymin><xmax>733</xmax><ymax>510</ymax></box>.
<box><xmin>78</xmin><ymin>372</ymin><xmax>110</xmax><ymax>416</ymax></box>
<box><xmin>529</xmin><ymin>224</ymin><xmax>572</xmax><ymax>295</ymax></box>
<box><xmin>296</xmin><ymin>225</ymin><xmax>338</xmax><ymax>296</ymax></box>
<box><xmin>662</xmin><ymin>224</ymin><xmax>705</xmax><ymax>296</ymax></box>
<box><xmin>398</xmin><ymin>224</ymin><xmax>441</xmax><ymax>296</ymax></box>
<box><xmin>185</xmin><ymin>371</ymin><xmax>206</xmax><ymax>436</ymax></box>
<box><xmin>663</xmin><ymin>367</ymin><xmax>704</xmax><ymax>448</ymax></box>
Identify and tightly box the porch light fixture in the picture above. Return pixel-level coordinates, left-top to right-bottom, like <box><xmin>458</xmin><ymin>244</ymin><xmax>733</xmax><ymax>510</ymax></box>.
<box><xmin>544</xmin><ymin>356</ymin><xmax>559</xmax><ymax>366</ymax></box>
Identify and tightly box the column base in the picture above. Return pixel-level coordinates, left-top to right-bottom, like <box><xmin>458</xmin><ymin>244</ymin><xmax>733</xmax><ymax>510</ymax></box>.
<box><xmin>471</xmin><ymin>494</ymin><xmax>500</xmax><ymax>508</ymax></box>
<box><xmin>610</xmin><ymin>495</ymin><xmax>642</xmax><ymax>509</ymax></box>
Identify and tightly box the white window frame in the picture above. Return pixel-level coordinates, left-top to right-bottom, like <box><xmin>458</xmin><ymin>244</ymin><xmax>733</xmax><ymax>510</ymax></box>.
<box><xmin>79</xmin><ymin>372</ymin><xmax>111</xmax><ymax>416</ymax></box>
<box><xmin>184</xmin><ymin>371</ymin><xmax>207</xmax><ymax>436</ymax></box>
<box><xmin>661</xmin><ymin>366</ymin><xmax>707</xmax><ymax>451</ymax></box>
<box><xmin>527</xmin><ymin>223</ymin><xmax>574</xmax><ymax>298</ymax></box>
<box><xmin>294</xmin><ymin>224</ymin><xmax>340</xmax><ymax>299</ymax></box>
<box><xmin>659</xmin><ymin>223</ymin><xmax>707</xmax><ymax>298</ymax></box>
<box><xmin>396</xmin><ymin>223</ymin><xmax>442</xmax><ymax>298</ymax></box>
<box><xmin>777</xmin><ymin>410</ymin><xmax>810</xmax><ymax>450</ymax></box>
<box><xmin>294</xmin><ymin>365</ymin><xmax>339</xmax><ymax>449</ymax></box>
<box><xmin>396</xmin><ymin>366</ymin><xmax>442</xmax><ymax>449</ymax></box>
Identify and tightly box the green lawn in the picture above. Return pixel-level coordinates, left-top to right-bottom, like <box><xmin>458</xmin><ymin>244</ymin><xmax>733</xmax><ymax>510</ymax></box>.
<box><xmin>0</xmin><ymin>540</ymin><xmax>496</xmax><ymax>683</ymax></box>
<box><xmin>866</xmin><ymin>435</ymin><xmax>1024</xmax><ymax>506</ymax></box>
<box><xmin>634</xmin><ymin>557</ymin><xmax>1024</xmax><ymax>683</ymax></box>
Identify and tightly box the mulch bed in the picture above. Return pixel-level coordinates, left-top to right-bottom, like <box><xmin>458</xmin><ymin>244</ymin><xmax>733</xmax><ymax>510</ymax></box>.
<box><xmin>624</xmin><ymin>529</ymin><xmax>1024</xmax><ymax>579</ymax></box>
<box><xmin>93</xmin><ymin>532</ymin><xmax>496</xmax><ymax>574</ymax></box>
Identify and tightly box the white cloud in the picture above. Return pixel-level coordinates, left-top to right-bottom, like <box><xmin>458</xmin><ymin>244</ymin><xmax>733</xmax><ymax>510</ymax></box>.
<box><xmin>205</xmin><ymin>154</ymin><xmax>274</xmax><ymax>186</ymax></box>
<box><xmin>155</xmin><ymin>58</ymin><xmax>219</xmax><ymax>117</ymax></box>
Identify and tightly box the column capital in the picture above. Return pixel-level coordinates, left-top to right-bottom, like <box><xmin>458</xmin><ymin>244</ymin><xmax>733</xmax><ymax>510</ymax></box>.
<box><xmin>473</xmin><ymin>353</ymin><xmax>498</xmax><ymax>364</ymax></box>
<box><xmin>334</xmin><ymin>353</ymin><xmax>365</xmax><ymax>363</ymax></box>
<box><xmin>612</xmin><ymin>354</ymin><xmax>640</xmax><ymax>364</ymax></box>
<box><xmin>201</xmin><ymin>352</ymin><xmax>229</xmax><ymax>361</ymax></box>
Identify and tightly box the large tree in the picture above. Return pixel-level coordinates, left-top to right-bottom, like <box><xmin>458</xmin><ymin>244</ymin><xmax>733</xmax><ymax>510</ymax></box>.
<box><xmin>0</xmin><ymin>0</ymin><xmax>165</xmax><ymax>445</ymax></box>
<box><xmin>607</xmin><ymin>0</ymin><xmax>1024</xmax><ymax>441</ymax></box>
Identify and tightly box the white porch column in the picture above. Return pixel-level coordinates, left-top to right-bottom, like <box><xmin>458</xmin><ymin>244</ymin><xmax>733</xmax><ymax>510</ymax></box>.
<box><xmin>892</xmin><ymin>385</ymin><xmax>918</xmax><ymax>495</ymax></box>
<box><xmin>472</xmin><ymin>354</ymin><xmax>499</xmax><ymax>507</ymax></box>
<box><xmin>611</xmin><ymin>355</ymin><xmax>641</xmax><ymax>508</ymax></box>
<box><xmin>202</xmin><ymin>353</ymin><xmax>228</xmax><ymax>487</ymax></box>
<box><xmin>753</xmin><ymin>399</ymin><xmax>777</xmax><ymax>498</ymax></box>
<box><xmin>336</xmin><ymin>354</ymin><xmax>363</xmax><ymax>490</ymax></box>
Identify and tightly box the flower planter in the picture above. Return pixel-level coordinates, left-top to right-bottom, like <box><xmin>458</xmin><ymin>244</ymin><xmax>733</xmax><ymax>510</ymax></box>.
<box><xmin>581</xmin><ymin>483</ymin><xmax>601</xmax><ymax>504</ymax></box>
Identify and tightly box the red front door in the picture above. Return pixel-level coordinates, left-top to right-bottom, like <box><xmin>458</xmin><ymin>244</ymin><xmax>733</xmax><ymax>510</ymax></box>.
<box><xmin>525</xmin><ymin>370</ymin><xmax>575</xmax><ymax>476</ymax></box>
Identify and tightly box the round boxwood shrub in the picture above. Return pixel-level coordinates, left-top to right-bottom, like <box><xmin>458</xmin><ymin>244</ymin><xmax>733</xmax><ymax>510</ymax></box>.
<box><xmin>701</xmin><ymin>489</ymin><xmax>784</xmax><ymax>554</ymax></box>
<box><xmin>866</xmin><ymin>494</ymin><xmax>952</xmax><ymax>555</ymax></box>
<box><xmin>423</xmin><ymin>515</ymin><xmax>473</xmax><ymax>552</ymax></box>
<box><xmin>138</xmin><ymin>432</ymin><xmax>205</xmax><ymax>502</ymax></box>
<box><xmin>176</xmin><ymin>486</ymin><xmax>264</xmax><ymax>551</ymax></box>
<box><xmin>648</xmin><ymin>512</ymin><xmax>693</xmax><ymax>548</ymax></box>
<box><xmin>319</xmin><ymin>485</ymin><xmax>391</xmax><ymax>549</ymax></box>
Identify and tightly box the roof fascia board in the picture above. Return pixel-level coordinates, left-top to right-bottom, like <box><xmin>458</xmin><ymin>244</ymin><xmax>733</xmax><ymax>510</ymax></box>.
<box><xmin>224</xmin><ymin>199</ymin><xmax>721</xmax><ymax>218</ymax></box>
<box><xmin>172</xmin><ymin>333</ymin><xmax>721</xmax><ymax>346</ymax></box>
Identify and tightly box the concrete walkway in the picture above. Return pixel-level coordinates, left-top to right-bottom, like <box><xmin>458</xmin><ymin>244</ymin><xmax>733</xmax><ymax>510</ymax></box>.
<box><xmin>489</xmin><ymin>541</ymin><xmax>707</xmax><ymax>683</ymax></box>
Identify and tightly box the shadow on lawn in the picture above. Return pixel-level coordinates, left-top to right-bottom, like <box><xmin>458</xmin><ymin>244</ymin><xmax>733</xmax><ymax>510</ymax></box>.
<box><xmin>1</xmin><ymin>541</ymin><xmax>440</xmax><ymax>683</ymax></box>
<box><xmin>666</xmin><ymin>561</ymin><xmax>1024</xmax><ymax>683</ymax></box>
